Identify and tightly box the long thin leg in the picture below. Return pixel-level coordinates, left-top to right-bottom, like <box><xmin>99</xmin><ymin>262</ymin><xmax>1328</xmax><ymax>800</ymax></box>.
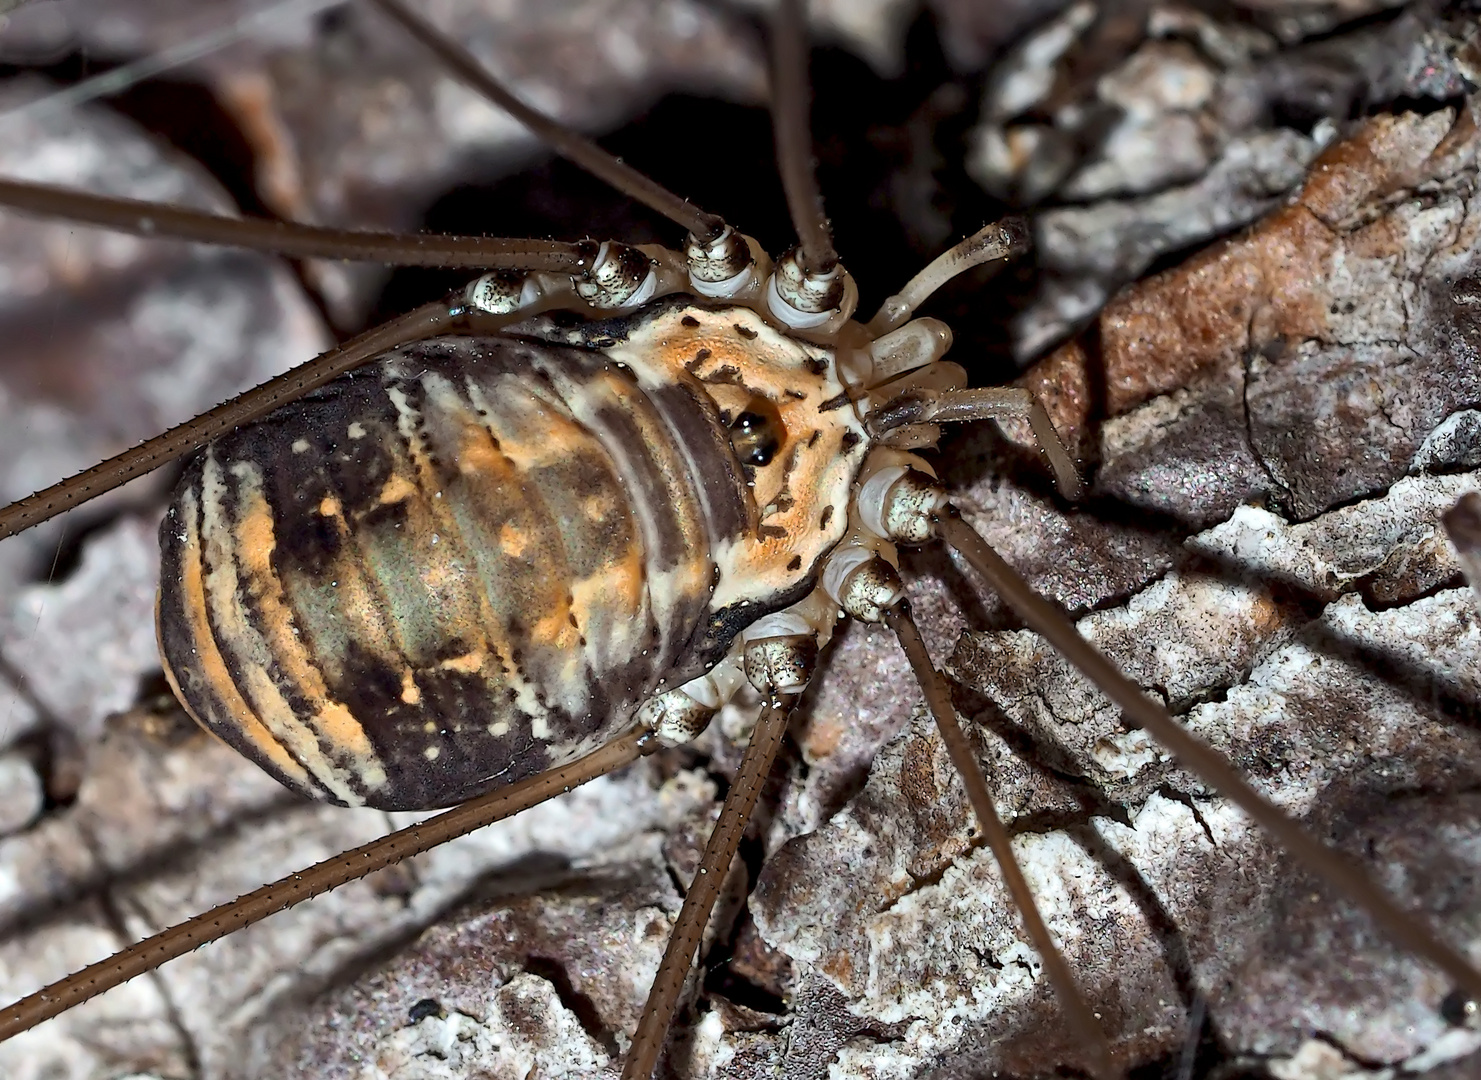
<box><xmin>936</xmin><ymin>505</ymin><xmax>1481</xmax><ymax>1003</ymax></box>
<box><xmin>915</xmin><ymin>387</ymin><xmax>1084</xmax><ymax>501</ymax></box>
<box><xmin>0</xmin><ymin>299</ymin><xmax>453</xmax><ymax>541</ymax></box>
<box><xmin>885</xmin><ymin>601</ymin><xmax>1118</xmax><ymax>1080</ymax></box>
<box><xmin>0</xmin><ymin>178</ymin><xmax>590</xmax><ymax>269</ymax></box>
<box><xmin>0</xmin><ymin>725</ymin><xmax>655</xmax><ymax>1041</ymax></box>
<box><xmin>622</xmin><ymin>696</ymin><xmax>796</xmax><ymax>1080</ymax></box>
<box><xmin>367</xmin><ymin>0</ymin><xmax>724</xmax><ymax>243</ymax></box>
<box><xmin>770</xmin><ymin>0</ymin><xmax>837</xmax><ymax>274</ymax></box>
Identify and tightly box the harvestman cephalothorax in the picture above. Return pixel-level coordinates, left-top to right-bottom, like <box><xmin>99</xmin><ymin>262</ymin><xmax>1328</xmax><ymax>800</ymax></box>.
<box><xmin>0</xmin><ymin>2</ymin><xmax>1479</xmax><ymax>1077</ymax></box>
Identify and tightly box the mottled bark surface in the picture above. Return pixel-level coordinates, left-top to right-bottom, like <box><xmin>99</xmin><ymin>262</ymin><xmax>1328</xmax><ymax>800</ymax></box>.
<box><xmin>1</xmin><ymin>3</ymin><xmax>1479</xmax><ymax>1079</ymax></box>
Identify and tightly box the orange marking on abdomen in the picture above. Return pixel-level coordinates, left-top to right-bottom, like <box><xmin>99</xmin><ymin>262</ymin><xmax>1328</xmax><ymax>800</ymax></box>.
<box><xmin>378</xmin><ymin>473</ymin><xmax>417</xmax><ymax>505</ymax></box>
<box><xmin>498</xmin><ymin>522</ymin><xmax>530</xmax><ymax>558</ymax></box>
<box><xmin>231</xmin><ymin>477</ymin><xmax>381</xmax><ymax>774</ymax></box>
<box><xmin>529</xmin><ymin>588</ymin><xmax>579</xmax><ymax>649</ymax></box>
<box><xmin>162</xmin><ymin>490</ymin><xmax>311</xmax><ymax>789</ymax></box>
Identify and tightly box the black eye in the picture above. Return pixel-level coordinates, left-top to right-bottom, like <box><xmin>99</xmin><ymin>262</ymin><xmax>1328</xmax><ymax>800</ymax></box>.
<box><xmin>729</xmin><ymin>410</ymin><xmax>779</xmax><ymax>467</ymax></box>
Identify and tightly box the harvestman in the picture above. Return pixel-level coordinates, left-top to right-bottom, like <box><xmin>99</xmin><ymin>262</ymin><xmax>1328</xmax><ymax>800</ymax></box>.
<box><xmin>0</xmin><ymin>2</ymin><xmax>1478</xmax><ymax>1076</ymax></box>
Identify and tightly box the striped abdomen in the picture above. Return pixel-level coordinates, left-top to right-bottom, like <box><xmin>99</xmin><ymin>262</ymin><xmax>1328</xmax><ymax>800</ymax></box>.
<box><xmin>158</xmin><ymin>335</ymin><xmax>727</xmax><ymax>809</ymax></box>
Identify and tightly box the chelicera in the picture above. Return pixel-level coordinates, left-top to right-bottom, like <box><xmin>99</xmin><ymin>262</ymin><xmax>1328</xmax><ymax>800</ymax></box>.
<box><xmin>0</xmin><ymin>2</ymin><xmax>1478</xmax><ymax>1077</ymax></box>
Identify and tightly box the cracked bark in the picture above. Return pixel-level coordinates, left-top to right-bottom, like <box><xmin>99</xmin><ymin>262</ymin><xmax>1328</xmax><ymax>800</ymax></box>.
<box><xmin>3</xmin><ymin>3</ymin><xmax>1481</xmax><ymax>1080</ymax></box>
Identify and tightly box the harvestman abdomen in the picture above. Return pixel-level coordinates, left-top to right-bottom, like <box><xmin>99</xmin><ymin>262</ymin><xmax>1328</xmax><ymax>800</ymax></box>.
<box><xmin>0</xmin><ymin>2</ymin><xmax>1475</xmax><ymax>1078</ymax></box>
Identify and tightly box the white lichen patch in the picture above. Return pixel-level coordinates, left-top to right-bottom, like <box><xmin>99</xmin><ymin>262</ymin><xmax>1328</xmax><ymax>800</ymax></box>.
<box><xmin>753</xmin><ymin>451</ymin><xmax>1481</xmax><ymax>1075</ymax></box>
<box><xmin>1090</xmin><ymin>727</ymin><xmax>1166</xmax><ymax>779</ymax></box>
<box><xmin>766</xmin><ymin>791</ymin><xmax>1243</xmax><ymax>1075</ymax></box>
<box><xmin>1412</xmin><ymin>409</ymin><xmax>1481</xmax><ymax>471</ymax></box>
<box><xmin>683</xmin><ymin>1009</ymin><xmax>737</xmax><ymax>1078</ymax></box>
<box><xmin>1177</xmin><ymin>586</ymin><xmax>1481</xmax><ymax>813</ymax></box>
<box><xmin>949</xmin><ymin>565</ymin><xmax>1291</xmax><ymax>787</ymax></box>
<box><xmin>369</xmin><ymin>976</ymin><xmax>609</xmax><ymax>1080</ymax></box>
<box><xmin>1190</xmin><ymin>472</ymin><xmax>1477</xmax><ymax>601</ymax></box>
<box><xmin>0</xmin><ymin>755</ymin><xmax>42</xmax><ymax>837</ymax></box>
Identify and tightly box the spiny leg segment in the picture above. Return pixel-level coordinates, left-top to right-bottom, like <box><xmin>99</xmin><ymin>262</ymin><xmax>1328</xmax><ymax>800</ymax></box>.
<box><xmin>0</xmin><ymin>301</ymin><xmax>449</xmax><ymax>541</ymax></box>
<box><xmin>769</xmin><ymin>0</ymin><xmax>837</xmax><ymax>278</ymax></box>
<box><xmin>624</xmin><ymin>691</ymin><xmax>800</xmax><ymax>1080</ymax></box>
<box><xmin>932</xmin><ymin>505</ymin><xmax>1481</xmax><ymax>1006</ymax></box>
<box><xmin>886</xmin><ymin>601</ymin><xmax>1115</xmax><ymax>1080</ymax></box>
<box><xmin>2</xmin><ymin>3</ymin><xmax>1475</xmax><ymax>1076</ymax></box>
<box><xmin>609</xmin><ymin>4</ymin><xmax>1116</xmax><ymax>1072</ymax></box>
<box><xmin>0</xmin><ymin>0</ymin><xmax>742</xmax><ymax>543</ymax></box>
<box><xmin>366</xmin><ymin>0</ymin><xmax>725</xmax><ymax>245</ymax></box>
<box><xmin>0</xmin><ymin>727</ymin><xmax>655</xmax><ymax>1041</ymax></box>
<box><xmin>0</xmin><ymin>178</ymin><xmax>593</xmax><ymax>269</ymax></box>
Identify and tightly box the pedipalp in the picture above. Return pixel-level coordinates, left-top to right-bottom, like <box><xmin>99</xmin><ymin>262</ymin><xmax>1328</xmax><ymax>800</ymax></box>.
<box><xmin>0</xmin><ymin>4</ymin><xmax>1475</xmax><ymax>1072</ymax></box>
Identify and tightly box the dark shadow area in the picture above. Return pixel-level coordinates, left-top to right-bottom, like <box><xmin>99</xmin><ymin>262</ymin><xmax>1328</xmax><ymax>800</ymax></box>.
<box><xmin>367</xmin><ymin>10</ymin><xmax>1032</xmax><ymax>386</ymax></box>
<box><xmin>526</xmin><ymin>953</ymin><xmax>622</xmax><ymax>1057</ymax></box>
<box><xmin>290</xmin><ymin>850</ymin><xmax>577</xmax><ymax>1000</ymax></box>
<box><xmin>0</xmin><ymin>53</ymin><xmax>269</xmax><ymax>218</ymax></box>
